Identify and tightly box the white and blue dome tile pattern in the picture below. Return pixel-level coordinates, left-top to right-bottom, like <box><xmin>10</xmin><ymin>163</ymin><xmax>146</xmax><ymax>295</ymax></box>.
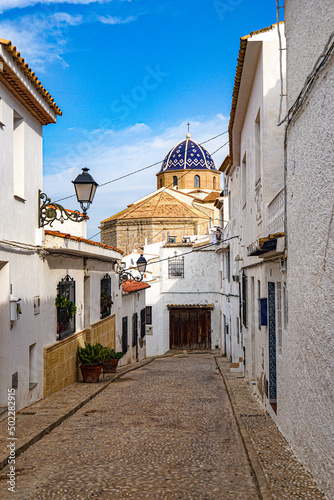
<box><xmin>160</xmin><ymin>134</ymin><xmax>216</xmax><ymax>173</ymax></box>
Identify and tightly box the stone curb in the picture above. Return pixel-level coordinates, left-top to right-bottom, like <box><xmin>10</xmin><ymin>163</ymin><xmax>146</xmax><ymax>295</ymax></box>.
<box><xmin>214</xmin><ymin>355</ymin><xmax>273</xmax><ymax>500</ymax></box>
<box><xmin>0</xmin><ymin>357</ymin><xmax>156</xmax><ymax>472</ymax></box>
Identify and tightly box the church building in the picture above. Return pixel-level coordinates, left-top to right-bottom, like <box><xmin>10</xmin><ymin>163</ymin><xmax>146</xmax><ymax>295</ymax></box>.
<box><xmin>100</xmin><ymin>133</ymin><xmax>221</xmax><ymax>254</ymax></box>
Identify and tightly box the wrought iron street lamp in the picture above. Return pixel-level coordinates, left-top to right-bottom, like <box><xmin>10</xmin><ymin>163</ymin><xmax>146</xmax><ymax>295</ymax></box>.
<box><xmin>115</xmin><ymin>254</ymin><xmax>148</xmax><ymax>288</ymax></box>
<box><xmin>39</xmin><ymin>168</ymin><xmax>98</xmax><ymax>227</ymax></box>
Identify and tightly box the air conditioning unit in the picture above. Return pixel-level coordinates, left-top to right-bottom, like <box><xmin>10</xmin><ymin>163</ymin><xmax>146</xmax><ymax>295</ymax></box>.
<box><xmin>146</xmin><ymin>325</ymin><xmax>153</xmax><ymax>335</ymax></box>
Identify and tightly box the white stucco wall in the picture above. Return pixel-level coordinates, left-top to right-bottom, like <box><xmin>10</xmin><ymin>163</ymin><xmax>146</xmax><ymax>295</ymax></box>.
<box><xmin>117</xmin><ymin>289</ymin><xmax>146</xmax><ymax>365</ymax></box>
<box><xmin>279</xmin><ymin>1</ymin><xmax>334</xmax><ymax>496</ymax></box>
<box><xmin>0</xmin><ymin>79</ymin><xmax>45</xmax><ymax>412</ymax></box>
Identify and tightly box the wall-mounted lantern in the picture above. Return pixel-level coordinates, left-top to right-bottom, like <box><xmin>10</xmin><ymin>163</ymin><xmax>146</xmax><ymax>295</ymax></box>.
<box><xmin>115</xmin><ymin>254</ymin><xmax>147</xmax><ymax>288</ymax></box>
<box><xmin>39</xmin><ymin>168</ymin><xmax>98</xmax><ymax>227</ymax></box>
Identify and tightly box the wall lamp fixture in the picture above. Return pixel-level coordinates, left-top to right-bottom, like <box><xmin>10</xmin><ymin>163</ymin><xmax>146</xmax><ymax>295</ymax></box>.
<box><xmin>114</xmin><ymin>254</ymin><xmax>147</xmax><ymax>288</ymax></box>
<box><xmin>39</xmin><ymin>168</ymin><xmax>98</xmax><ymax>227</ymax></box>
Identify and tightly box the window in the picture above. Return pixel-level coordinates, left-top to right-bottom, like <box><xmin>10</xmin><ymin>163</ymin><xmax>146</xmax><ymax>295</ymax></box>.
<box><xmin>168</xmin><ymin>254</ymin><xmax>184</xmax><ymax>278</ymax></box>
<box><xmin>283</xmin><ymin>282</ymin><xmax>288</xmax><ymax>330</ymax></box>
<box><xmin>57</xmin><ymin>275</ymin><xmax>75</xmax><ymax>340</ymax></box>
<box><xmin>13</xmin><ymin>110</ymin><xmax>24</xmax><ymax>200</ymax></box>
<box><xmin>173</xmin><ymin>176</ymin><xmax>178</xmax><ymax>188</ymax></box>
<box><xmin>100</xmin><ymin>274</ymin><xmax>112</xmax><ymax>319</ymax></box>
<box><xmin>227</xmin><ymin>251</ymin><xmax>231</xmax><ymax>283</ymax></box>
<box><xmin>236</xmin><ymin>317</ymin><xmax>240</xmax><ymax>344</ymax></box>
<box><xmin>122</xmin><ymin>317</ymin><xmax>128</xmax><ymax>353</ymax></box>
<box><xmin>159</xmin><ymin>178</ymin><xmax>163</xmax><ymax>188</ymax></box>
<box><xmin>132</xmin><ymin>313</ymin><xmax>138</xmax><ymax>347</ymax></box>
<box><xmin>255</xmin><ymin>109</ymin><xmax>261</xmax><ymax>183</ymax></box>
<box><xmin>213</xmin><ymin>176</ymin><xmax>216</xmax><ymax>190</ymax></box>
<box><xmin>242</xmin><ymin>153</ymin><xmax>247</xmax><ymax>208</ymax></box>
<box><xmin>194</xmin><ymin>175</ymin><xmax>200</xmax><ymax>188</ymax></box>
<box><xmin>277</xmin><ymin>282</ymin><xmax>282</xmax><ymax>355</ymax></box>
<box><xmin>140</xmin><ymin>308</ymin><xmax>146</xmax><ymax>339</ymax></box>
<box><xmin>242</xmin><ymin>273</ymin><xmax>248</xmax><ymax>328</ymax></box>
<box><xmin>146</xmin><ymin>306</ymin><xmax>152</xmax><ymax>325</ymax></box>
<box><xmin>29</xmin><ymin>344</ymin><xmax>37</xmax><ymax>390</ymax></box>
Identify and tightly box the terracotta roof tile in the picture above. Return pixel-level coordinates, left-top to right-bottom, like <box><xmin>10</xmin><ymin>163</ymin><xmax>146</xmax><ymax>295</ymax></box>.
<box><xmin>202</xmin><ymin>192</ymin><xmax>220</xmax><ymax>202</ymax></box>
<box><xmin>45</xmin><ymin>230</ymin><xmax>123</xmax><ymax>254</ymax></box>
<box><xmin>101</xmin><ymin>190</ymin><xmax>206</xmax><ymax>224</ymax></box>
<box><xmin>0</xmin><ymin>38</ymin><xmax>62</xmax><ymax>123</ymax></box>
<box><xmin>122</xmin><ymin>280</ymin><xmax>151</xmax><ymax>293</ymax></box>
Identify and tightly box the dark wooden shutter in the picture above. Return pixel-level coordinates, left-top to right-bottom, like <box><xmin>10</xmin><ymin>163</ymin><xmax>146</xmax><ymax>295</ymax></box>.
<box><xmin>140</xmin><ymin>308</ymin><xmax>146</xmax><ymax>339</ymax></box>
<box><xmin>132</xmin><ymin>313</ymin><xmax>138</xmax><ymax>347</ymax></box>
<box><xmin>122</xmin><ymin>317</ymin><xmax>128</xmax><ymax>353</ymax></box>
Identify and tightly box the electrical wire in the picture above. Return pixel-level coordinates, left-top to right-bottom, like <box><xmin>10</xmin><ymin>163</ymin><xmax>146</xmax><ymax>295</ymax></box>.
<box><xmin>53</xmin><ymin>130</ymin><xmax>228</xmax><ymax>204</ymax></box>
<box><xmin>88</xmin><ymin>139</ymin><xmax>229</xmax><ymax>240</ymax></box>
<box><xmin>121</xmin><ymin>235</ymin><xmax>239</xmax><ymax>273</ymax></box>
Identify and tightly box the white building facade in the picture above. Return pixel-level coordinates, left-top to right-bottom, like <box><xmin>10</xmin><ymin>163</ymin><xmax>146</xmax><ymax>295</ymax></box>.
<box><xmin>219</xmin><ymin>25</ymin><xmax>287</xmax><ymax>411</ymax></box>
<box><xmin>277</xmin><ymin>1</ymin><xmax>334</xmax><ymax>496</ymax></box>
<box><xmin>0</xmin><ymin>38</ymin><xmax>61</xmax><ymax>413</ymax></box>
<box><xmin>123</xmin><ymin>238</ymin><xmax>220</xmax><ymax>357</ymax></box>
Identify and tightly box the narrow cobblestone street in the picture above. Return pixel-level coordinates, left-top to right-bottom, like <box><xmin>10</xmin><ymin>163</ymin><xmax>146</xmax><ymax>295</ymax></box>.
<box><xmin>0</xmin><ymin>354</ymin><xmax>259</xmax><ymax>499</ymax></box>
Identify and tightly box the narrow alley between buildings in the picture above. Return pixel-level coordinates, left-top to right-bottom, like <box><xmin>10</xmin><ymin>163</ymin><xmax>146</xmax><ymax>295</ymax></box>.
<box><xmin>1</xmin><ymin>354</ymin><xmax>258</xmax><ymax>499</ymax></box>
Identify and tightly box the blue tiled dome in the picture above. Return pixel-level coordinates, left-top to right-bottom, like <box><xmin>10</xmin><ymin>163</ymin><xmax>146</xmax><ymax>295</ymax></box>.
<box><xmin>159</xmin><ymin>134</ymin><xmax>216</xmax><ymax>173</ymax></box>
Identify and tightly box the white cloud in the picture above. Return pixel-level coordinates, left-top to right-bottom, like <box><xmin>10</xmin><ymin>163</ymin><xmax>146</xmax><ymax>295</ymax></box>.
<box><xmin>97</xmin><ymin>14</ymin><xmax>136</xmax><ymax>25</ymax></box>
<box><xmin>0</xmin><ymin>12</ymin><xmax>83</xmax><ymax>71</ymax></box>
<box><xmin>0</xmin><ymin>0</ymin><xmax>128</xmax><ymax>14</ymax></box>
<box><xmin>43</xmin><ymin>115</ymin><xmax>229</xmax><ymax>240</ymax></box>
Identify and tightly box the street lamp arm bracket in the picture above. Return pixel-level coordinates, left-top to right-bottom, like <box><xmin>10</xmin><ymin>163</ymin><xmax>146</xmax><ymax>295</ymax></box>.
<box><xmin>39</xmin><ymin>191</ymin><xmax>87</xmax><ymax>228</ymax></box>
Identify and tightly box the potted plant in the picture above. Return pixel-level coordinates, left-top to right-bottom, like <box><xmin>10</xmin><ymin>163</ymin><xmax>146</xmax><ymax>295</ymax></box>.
<box><xmin>77</xmin><ymin>342</ymin><xmax>105</xmax><ymax>382</ymax></box>
<box><xmin>101</xmin><ymin>346</ymin><xmax>123</xmax><ymax>373</ymax></box>
<box><xmin>55</xmin><ymin>294</ymin><xmax>77</xmax><ymax>333</ymax></box>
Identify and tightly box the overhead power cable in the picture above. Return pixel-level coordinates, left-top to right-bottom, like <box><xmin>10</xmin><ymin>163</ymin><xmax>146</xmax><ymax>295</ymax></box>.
<box><xmin>88</xmin><ymin>139</ymin><xmax>229</xmax><ymax>240</ymax></box>
<box><xmin>53</xmin><ymin>130</ymin><xmax>228</xmax><ymax>204</ymax></box>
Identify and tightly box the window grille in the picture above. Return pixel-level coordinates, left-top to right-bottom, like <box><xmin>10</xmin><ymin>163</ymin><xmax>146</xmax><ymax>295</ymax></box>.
<box><xmin>173</xmin><ymin>176</ymin><xmax>178</xmax><ymax>187</ymax></box>
<box><xmin>277</xmin><ymin>282</ymin><xmax>282</xmax><ymax>356</ymax></box>
<box><xmin>168</xmin><ymin>254</ymin><xmax>184</xmax><ymax>278</ymax></box>
<box><xmin>242</xmin><ymin>273</ymin><xmax>247</xmax><ymax>328</ymax></box>
<box><xmin>132</xmin><ymin>313</ymin><xmax>138</xmax><ymax>347</ymax></box>
<box><xmin>100</xmin><ymin>274</ymin><xmax>112</xmax><ymax>319</ymax></box>
<box><xmin>122</xmin><ymin>317</ymin><xmax>128</xmax><ymax>353</ymax></box>
<box><xmin>57</xmin><ymin>275</ymin><xmax>75</xmax><ymax>340</ymax></box>
<box><xmin>146</xmin><ymin>306</ymin><xmax>152</xmax><ymax>325</ymax></box>
<box><xmin>140</xmin><ymin>308</ymin><xmax>146</xmax><ymax>339</ymax></box>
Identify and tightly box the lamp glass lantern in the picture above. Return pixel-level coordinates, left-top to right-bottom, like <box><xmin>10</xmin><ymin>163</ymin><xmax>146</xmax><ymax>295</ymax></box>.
<box><xmin>72</xmin><ymin>168</ymin><xmax>98</xmax><ymax>212</ymax></box>
<box><xmin>137</xmin><ymin>254</ymin><xmax>147</xmax><ymax>274</ymax></box>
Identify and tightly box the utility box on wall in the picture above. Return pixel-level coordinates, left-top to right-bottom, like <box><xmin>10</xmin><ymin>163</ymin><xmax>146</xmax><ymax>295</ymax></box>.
<box><xmin>10</xmin><ymin>296</ymin><xmax>21</xmax><ymax>321</ymax></box>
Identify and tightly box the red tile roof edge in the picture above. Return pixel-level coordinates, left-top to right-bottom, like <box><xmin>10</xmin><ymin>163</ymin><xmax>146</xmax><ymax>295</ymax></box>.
<box><xmin>122</xmin><ymin>280</ymin><xmax>151</xmax><ymax>293</ymax></box>
<box><xmin>45</xmin><ymin>230</ymin><xmax>123</xmax><ymax>254</ymax></box>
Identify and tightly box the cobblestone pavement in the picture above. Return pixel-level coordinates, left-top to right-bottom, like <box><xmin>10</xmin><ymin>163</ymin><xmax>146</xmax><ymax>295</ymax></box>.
<box><xmin>215</xmin><ymin>356</ymin><xmax>326</xmax><ymax>500</ymax></box>
<box><xmin>0</xmin><ymin>354</ymin><xmax>259</xmax><ymax>499</ymax></box>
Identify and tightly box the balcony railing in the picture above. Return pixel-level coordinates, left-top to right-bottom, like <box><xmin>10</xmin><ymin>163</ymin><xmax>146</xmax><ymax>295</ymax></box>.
<box><xmin>267</xmin><ymin>187</ymin><xmax>284</xmax><ymax>234</ymax></box>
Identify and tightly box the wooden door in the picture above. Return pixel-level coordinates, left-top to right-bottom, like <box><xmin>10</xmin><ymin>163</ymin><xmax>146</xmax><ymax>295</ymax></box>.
<box><xmin>169</xmin><ymin>308</ymin><xmax>211</xmax><ymax>350</ymax></box>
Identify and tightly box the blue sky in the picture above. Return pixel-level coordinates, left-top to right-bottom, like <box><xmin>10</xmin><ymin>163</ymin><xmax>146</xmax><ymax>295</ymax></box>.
<box><xmin>0</xmin><ymin>0</ymin><xmax>278</xmax><ymax>239</ymax></box>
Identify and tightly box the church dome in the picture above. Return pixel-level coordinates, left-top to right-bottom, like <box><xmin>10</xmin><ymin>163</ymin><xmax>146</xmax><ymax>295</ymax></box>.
<box><xmin>159</xmin><ymin>133</ymin><xmax>216</xmax><ymax>173</ymax></box>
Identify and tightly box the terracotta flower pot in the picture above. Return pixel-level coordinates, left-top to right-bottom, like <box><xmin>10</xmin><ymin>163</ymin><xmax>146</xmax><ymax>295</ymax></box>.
<box><xmin>80</xmin><ymin>365</ymin><xmax>101</xmax><ymax>383</ymax></box>
<box><xmin>101</xmin><ymin>358</ymin><xmax>119</xmax><ymax>373</ymax></box>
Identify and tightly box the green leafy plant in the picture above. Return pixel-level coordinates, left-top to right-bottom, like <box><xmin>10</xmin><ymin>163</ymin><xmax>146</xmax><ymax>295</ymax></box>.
<box><xmin>101</xmin><ymin>346</ymin><xmax>123</xmax><ymax>361</ymax></box>
<box><xmin>101</xmin><ymin>293</ymin><xmax>113</xmax><ymax>308</ymax></box>
<box><xmin>77</xmin><ymin>342</ymin><xmax>106</xmax><ymax>367</ymax></box>
<box><xmin>55</xmin><ymin>294</ymin><xmax>77</xmax><ymax>319</ymax></box>
<box><xmin>55</xmin><ymin>294</ymin><xmax>67</xmax><ymax>309</ymax></box>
